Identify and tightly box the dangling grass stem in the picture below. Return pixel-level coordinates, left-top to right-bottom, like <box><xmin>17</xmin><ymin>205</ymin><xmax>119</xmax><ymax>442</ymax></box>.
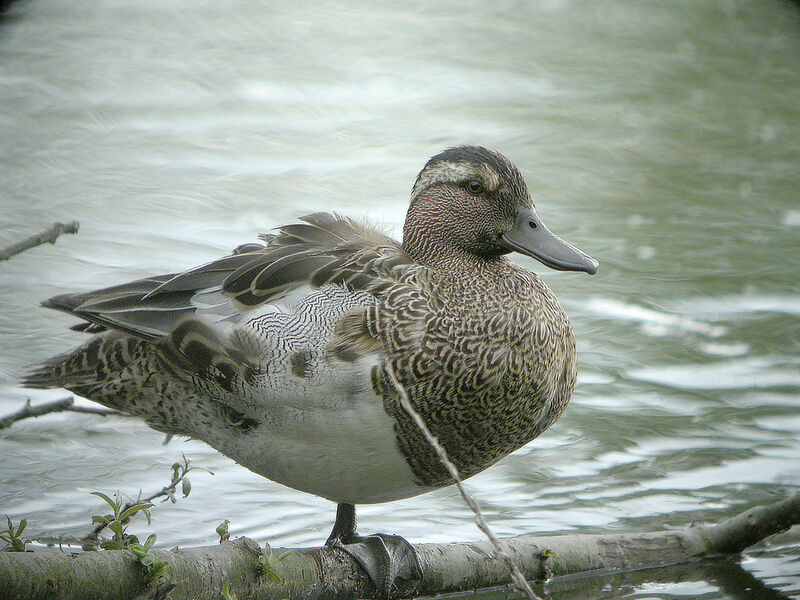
<box><xmin>385</xmin><ymin>363</ymin><xmax>542</xmax><ymax>600</ymax></box>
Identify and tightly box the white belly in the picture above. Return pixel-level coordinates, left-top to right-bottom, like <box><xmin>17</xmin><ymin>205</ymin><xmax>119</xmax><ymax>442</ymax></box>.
<box><xmin>192</xmin><ymin>283</ymin><xmax>429</xmax><ymax>504</ymax></box>
<box><xmin>209</xmin><ymin>388</ymin><xmax>428</xmax><ymax>504</ymax></box>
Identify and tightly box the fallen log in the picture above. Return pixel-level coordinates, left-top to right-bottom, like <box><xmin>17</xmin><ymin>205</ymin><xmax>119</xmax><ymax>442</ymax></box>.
<box><xmin>1</xmin><ymin>493</ymin><xmax>797</xmax><ymax>600</ymax></box>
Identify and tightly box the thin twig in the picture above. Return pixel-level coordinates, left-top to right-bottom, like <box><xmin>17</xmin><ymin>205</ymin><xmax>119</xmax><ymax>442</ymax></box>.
<box><xmin>0</xmin><ymin>398</ymin><xmax>75</xmax><ymax>429</ymax></box>
<box><xmin>86</xmin><ymin>489</ymin><xmax>174</xmax><ymax>543</ymax></box>
<box><xmin>0</xmin><ymin>397</ymin><xmax>121</xmax><ymax>430</ymax></box>
<box><xmin>85</xmin><ymin>456</ymin><xmax>210</xmax><ymax>543</ymax></box>
<box><xmin>385</xmin><ymin>364</ymin><xmax>541</xmax><ymax>600</ymax></box>
<box><xmin>66</xmin><ymin>406</ymin><xmax>120</xmax><ymax>417</ymax></box>
<box><xmin>0</xmin><ymin>221</ymin><xmax>79</xmax><ymax>261</ymax></box>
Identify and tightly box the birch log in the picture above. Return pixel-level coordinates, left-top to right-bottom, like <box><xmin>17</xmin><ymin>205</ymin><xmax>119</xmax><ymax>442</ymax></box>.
<box><xmin>1</xmin><ymin>494</ymin><xmax>798</xmax><ymax>600</ymax></box>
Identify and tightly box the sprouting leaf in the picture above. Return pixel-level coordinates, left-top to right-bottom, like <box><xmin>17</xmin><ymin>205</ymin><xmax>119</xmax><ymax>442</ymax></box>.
<box><xmin>90</xmin><ymin>491</ymin><xmax>119</xmax><ymax>512</ymax></box>
<box><xmin>119</xmin><ymin>502</ymin><xmax>154</xmax><ymax>523</ymax></box>
<box><xmin>254</xmin><ymin>542</ymin><xmax>291</xmax><ymax>583</ymax></box>
<box><xmin>171</xmin><ymin>463</ymin><xmax>181</xmax><ymax>483</ymax></box>
<box><xmin>265</xmin><ymin>570</ymin><xmax>281</xmax><ymax>585</ymax></box>
<box><xmin>216</xmin><ymin>519</ymin><xmax>230</xmax><ymax>543</ymax></box>
<box><xmin>148</xmin><ymin>559</ymin><xmax>170</xmax><ymax>584</ymax></box>
<box><xmin>109</xmin><ymin>521</ymin><xmax>124</xmax><ymax>540</ymax></box>
<box><xmin>127</xmin><ymin>534</ymin><xmax>170</xmax><ymax>584</ymax></box>
<box><xmin>0</xmin><ymin>516</ymin><xmax>27</xmax><ymax>552</ymax></box>
<box><xmin>181</xmin><ymin>478</ymin><xmax>191</xmax><ymax>497</ymax></box>
<box><xmin>221</xmin><ymin>582</ymin><xmax>238</xmax><ymax>600</ymax></box>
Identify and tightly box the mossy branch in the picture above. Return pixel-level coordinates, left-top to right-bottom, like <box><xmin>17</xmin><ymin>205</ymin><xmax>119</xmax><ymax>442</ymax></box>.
<box><xmin>0</xmin><ymin>494</ymin><xmax>797</xmax><ymax>600</ymax></box>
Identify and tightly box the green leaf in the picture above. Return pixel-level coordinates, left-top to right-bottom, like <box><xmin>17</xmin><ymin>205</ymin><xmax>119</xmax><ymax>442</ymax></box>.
<box><xmin>119</xmin><ymin>502</ymin><xmax>153</xmax><ymax>522</ymax></box>
<box><xmin>144</xmin><ymin>534</ymin><xmax>157</xmax><ymax>551</ymax></box>
<box><xmin>266</xmin><ymin>570</ymin><xmax>281</xmax><ymax>584</ymax></box>
<box><xmin>109</xmin><ymin>521</ymin><xmax>123</xmax><ymax>540</ymax></box>
<box><xmin>90</xmin><ymin>492</ymin><xmax>119</xmax><ymax>512</ymax></box>
<box><xmin>216</xmin><ymin>519</ymin><xmax>230</xmax><ymax>543</ymax></box>
<box><xmin>148</xmin><ymin>561</ymin><xmax>170</xmax><ymax>583</ymax></box>
<box><xmin>222</xmin><ymin>582</ymin><xmax>238</xmax><ymax>600</ymax></box>
<box><xmin>15</xmin><ymin>519</ymin><xmax>26</xmax><ymax>537</ymax></box>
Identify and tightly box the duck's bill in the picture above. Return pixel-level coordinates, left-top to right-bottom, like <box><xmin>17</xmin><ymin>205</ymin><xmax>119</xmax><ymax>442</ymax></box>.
<box><xmin>499</xmin><ymin>206</ymin><xmax>599</xmax><ymax>275</ymax></box>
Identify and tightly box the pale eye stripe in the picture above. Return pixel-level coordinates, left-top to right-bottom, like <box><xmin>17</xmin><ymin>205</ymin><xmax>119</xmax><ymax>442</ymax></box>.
<box><xmin>411</xmin><ymin>161</ymin><xmax>500</xmax><ymax>200</ymax></box>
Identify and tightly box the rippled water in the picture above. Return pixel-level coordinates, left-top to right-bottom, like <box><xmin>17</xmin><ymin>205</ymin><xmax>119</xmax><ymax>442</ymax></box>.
<box><xmin>1</xmin><ymin>1</ymin><xmax>799</xmax><ymax>598</ymax></box>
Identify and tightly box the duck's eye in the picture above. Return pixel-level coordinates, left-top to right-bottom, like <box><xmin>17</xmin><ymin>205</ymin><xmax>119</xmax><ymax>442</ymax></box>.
<box><xmin>466</xmin><ymin>180</ymin><xmax>484</xmax><ymax>195</ymax></box>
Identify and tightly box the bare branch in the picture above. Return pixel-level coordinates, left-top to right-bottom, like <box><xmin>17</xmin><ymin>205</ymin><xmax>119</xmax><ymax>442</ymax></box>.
<box><xmin>0</xmin><ymin>397</ymin><xmax>121</xmax><ymax>430</ymax></box>
<box><xmin>0</xmin><ymin>221</ymin><xmax>79</xmax><ymax>261</ymax></box>
<box><xmin>66</xmin><ymin>406</ymin><xmax>120</xmax><ymax>417</ymax></box>
<box><xmin>0</xmin><ymin>398</ymin><xmax>74</xmax><ymax>429</ymax></box>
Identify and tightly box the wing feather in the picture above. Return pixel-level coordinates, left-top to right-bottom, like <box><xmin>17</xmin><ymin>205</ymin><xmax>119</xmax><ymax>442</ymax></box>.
<box><xmin>39</xmin><ymin>213</ymin><xmax>413</xmax><ymax>344</ymax></box>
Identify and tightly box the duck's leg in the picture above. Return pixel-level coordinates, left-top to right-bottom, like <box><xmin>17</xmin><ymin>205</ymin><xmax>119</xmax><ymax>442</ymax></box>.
<box><xmin>325</xmin><ymin>503</ymin><xmax>421</xmax><ymax>598</ymax></box>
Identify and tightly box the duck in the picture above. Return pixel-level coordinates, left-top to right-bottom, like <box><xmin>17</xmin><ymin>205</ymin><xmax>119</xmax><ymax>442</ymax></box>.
<box><xmin>23</xmin><ymin>146</ymin><xmax>598</xmax><ymax>597</ymax></box>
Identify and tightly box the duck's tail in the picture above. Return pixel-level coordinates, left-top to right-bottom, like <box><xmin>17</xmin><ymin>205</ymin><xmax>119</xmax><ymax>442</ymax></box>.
<box><xmin>21</xmin><ymin>331</ymin><xmax>135</xmax><ymax>411</ymax></box>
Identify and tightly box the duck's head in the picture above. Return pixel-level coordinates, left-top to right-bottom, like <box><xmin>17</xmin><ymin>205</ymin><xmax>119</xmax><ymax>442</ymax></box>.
<box><xmin>403</xmin><ymin>146</ymin><xmax>598</xmax><ymax>275</ymax></box>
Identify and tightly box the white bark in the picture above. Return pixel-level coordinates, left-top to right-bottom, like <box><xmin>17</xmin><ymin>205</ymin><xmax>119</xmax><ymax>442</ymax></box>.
<box><xmin>1</xmin><ymin>494</ymin><xmax>797</xmax><ymax>600</ymax></box>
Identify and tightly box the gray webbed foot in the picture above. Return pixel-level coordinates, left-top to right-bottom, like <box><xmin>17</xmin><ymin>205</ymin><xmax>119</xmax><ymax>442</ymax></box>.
<box><xmin>326</xmin><ymin>503</ymin><xmax>421</xmax><ymax>598</ymax></box>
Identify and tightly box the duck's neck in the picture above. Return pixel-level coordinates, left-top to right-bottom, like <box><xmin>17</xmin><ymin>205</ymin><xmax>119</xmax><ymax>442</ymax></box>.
<box><xmin>402</xmin><ymin>236</ymin><xmax>505</xmax><ymax>273</ymax></box>
<box><xmin>402</xmin><ymin>205</ymin><xmax>506</xmax><ymax>274</ymax></box>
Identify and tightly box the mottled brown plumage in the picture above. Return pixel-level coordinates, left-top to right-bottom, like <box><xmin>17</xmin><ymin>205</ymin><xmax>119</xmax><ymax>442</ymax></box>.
<box><xmin>23</xmin><ymin>146</ymin><xmax>597</xmax><ymax>597</ymax></box>
<box><xmin>369</xmin><ymin>261</ymin><xmax>576</xmax><ymax>486</ymax></box>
